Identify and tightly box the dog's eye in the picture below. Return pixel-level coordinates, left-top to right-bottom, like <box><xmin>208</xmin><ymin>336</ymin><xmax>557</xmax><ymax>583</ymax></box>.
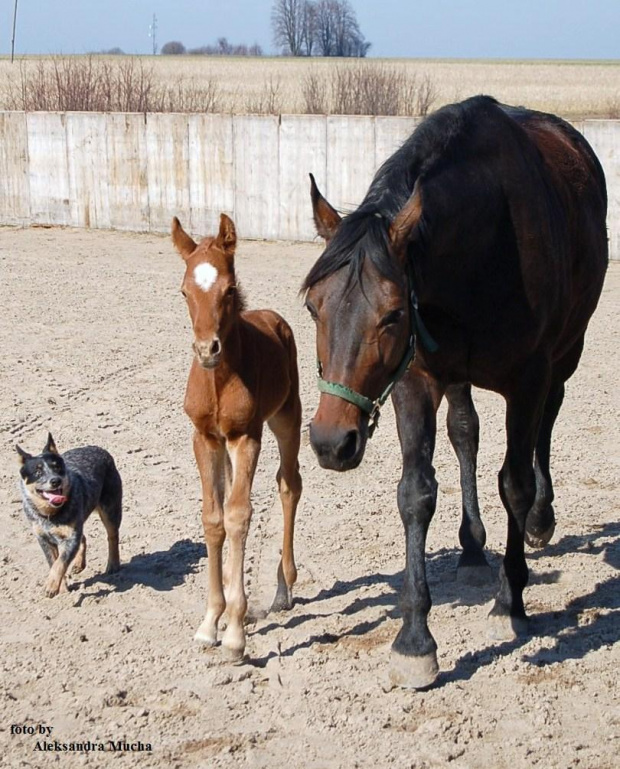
<box><xmin>35</xmin><ymin>464</ymin><xmax>43</xmax><ymax>477</ymax></box>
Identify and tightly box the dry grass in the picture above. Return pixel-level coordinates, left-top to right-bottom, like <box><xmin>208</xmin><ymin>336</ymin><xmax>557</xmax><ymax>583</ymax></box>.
<box><xmin>0</xmin><ymin>55</ymin><xmax>618</xmax><ymax>118</ymax></box>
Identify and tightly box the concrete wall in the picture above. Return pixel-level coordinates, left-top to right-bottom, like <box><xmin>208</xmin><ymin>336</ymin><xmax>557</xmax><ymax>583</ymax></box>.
<box><xmin>0</xmin><ymin>111</ymin><xmax>618</xmax><ymax>259</ymax></box>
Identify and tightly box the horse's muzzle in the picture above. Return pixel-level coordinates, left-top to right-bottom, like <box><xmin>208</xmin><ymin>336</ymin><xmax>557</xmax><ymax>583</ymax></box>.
<box><xmin>309</xmin><ymin>422</ymin><xmax>366</xmax><ymax>471</ymax></box>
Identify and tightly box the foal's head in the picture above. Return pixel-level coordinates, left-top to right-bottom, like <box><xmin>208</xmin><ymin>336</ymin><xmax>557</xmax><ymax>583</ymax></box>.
<box><xmin>172</xmin><ymin>214</ymin><xmax>245</xmax><ymax>370</ymax></box>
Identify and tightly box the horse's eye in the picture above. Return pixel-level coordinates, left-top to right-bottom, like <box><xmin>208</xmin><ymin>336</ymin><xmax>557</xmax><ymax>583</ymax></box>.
<box><xmin>226</xmin><ymin>285</ymin><xmax>236</xmax><ymax>298</ymax></box>
<box><xmin>380</xmin><ymin>309</ymin><xmax>404</xmax><ymax>327</ymax></box>
<box><xmin>180</xmin><ymin>288</ymin><xmax>187</xmax><ymax>298</ymax></box>
<box><xmin>305</xmin><ymin>302</ymin><xmax>318</xmax><ymax>321</ymax></box>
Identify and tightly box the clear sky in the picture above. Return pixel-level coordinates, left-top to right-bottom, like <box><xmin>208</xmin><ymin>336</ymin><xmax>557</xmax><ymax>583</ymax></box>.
<box><xmin>1</xmin><ymin>0</ymin><xmax>619</xmax><ymax>59</ymax></box>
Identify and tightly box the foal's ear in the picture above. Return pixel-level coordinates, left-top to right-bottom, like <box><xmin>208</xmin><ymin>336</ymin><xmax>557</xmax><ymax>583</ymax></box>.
<box><xmin>171</xmin><ymin>217</ymin><xmax>197</xmax><ymax>260</ymax></box>
<box><xmin>217</xmin><ymin>213</ymin><xmax>237</xmax><ymax>255</ymax></box>
<box><xmin>44</xmin><ymin>432</ymin><xmax>59</xmax><ymax>455</ymax></box>
<box><xmin>389</xmin><ymin>183</ymin><xmax>423</xmax><ymax>257</ymax></box>
<box><xmin>16</xmin><ymin>444</ymin><xmax>31</xmax><ymax>466</ymax></box>
<box><xmin>309</xmin><ymin>173</ymin><xmax>341</xmax><ymax>241</ymax></box>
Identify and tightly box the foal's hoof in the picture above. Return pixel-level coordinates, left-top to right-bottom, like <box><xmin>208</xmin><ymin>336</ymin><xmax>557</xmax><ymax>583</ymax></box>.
<box><xmin>487</xmin><ymin>614</ymin><xmax>529</xmax><ymax>642</ymax></box>
<box><xmin>525</xmin><ymin>521</ymin><xmax>556</xmax><ymax>549</ymax></box>
<box><xmin>389</xmin><ymin>650</ymin><xmax>439</xmax><ymax>690</ymax></box>
<box><xmin>270</xmin><ymin>586</ymin><xmax>293</xmax><ymax>613</ymax></box>
<box><xmin>457</xmin><ymin>563</ymin><xmax>494</xmax><ymax>586</ymax></box>
<box><xmin>194</xmin><ymin>623</ymin><xmax>217</xmax><ymax>647</ymax></box>
<box><xmin>221</xmin><ymin>645</ymin><xmax>245</xmax><ymax>663</ymax></box>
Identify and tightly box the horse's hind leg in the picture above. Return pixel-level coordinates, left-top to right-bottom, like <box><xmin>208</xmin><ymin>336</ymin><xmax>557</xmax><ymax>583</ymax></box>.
<box><xmin>489</xmin><ymin>358</ymin><xmax>550</xmax><ymax>641</ymax></box>
<box><xmin>525</xmin><ymin>381</ymin><xmax>565</xmax><ymax>548</ymax></box>
<box><xmin>98</xmin><ymin>461</ymin><xmax>123</xmax><ymax>574</ymax></box>
<box><xmin>193</xmin><ymin>433</ymin><xmax>226</xmax><ymax>646</ymax></box>
<box><xmin>268</xmin><ymin>400</ymin><xmax>302</xmax><ymax>613</ymax></box>
<box><xmin>445</xmin><ymin>383</ymin><xmax>492</xmax><ymax>584</ymax></box>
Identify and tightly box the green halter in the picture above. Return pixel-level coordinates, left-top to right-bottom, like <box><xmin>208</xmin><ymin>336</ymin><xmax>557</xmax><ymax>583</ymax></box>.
<box><xmin>316</xmin><ymin>261</ymin><xmax>438</xmax><ymax>438</ymax></box>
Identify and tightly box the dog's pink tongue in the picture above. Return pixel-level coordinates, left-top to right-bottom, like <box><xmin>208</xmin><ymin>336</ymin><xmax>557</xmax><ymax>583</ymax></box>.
<box><xmin>43</xmin><ymin>492</ymin><xmax>67</xmax><ymax>505</ymax></box>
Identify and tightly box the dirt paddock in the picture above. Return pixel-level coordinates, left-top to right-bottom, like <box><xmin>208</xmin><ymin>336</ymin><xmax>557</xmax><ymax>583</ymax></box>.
<box><xmin>0</xmin><ymin>227</ymin><xmax>618</xmax><ymax>768</ymax></box>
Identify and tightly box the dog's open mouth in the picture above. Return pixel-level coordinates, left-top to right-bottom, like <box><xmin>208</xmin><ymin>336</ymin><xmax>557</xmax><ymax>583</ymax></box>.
<box><xmin>37</xmin><ymin>490</ymin><xmax>67</xmax><ymax>507</ymax></box>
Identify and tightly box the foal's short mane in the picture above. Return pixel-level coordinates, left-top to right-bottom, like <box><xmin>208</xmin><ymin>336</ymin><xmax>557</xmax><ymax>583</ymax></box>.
<box><xmin>302</xmin><ymin>95</ymin><xmax>501</xmax><ymax>292</ymax></box>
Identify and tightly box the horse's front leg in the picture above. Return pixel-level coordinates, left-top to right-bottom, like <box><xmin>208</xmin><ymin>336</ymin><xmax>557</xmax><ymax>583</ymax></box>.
<box><xmin>221</xmin><ymin>432</ymin><xmax>261</xmax><ymax>660</ymax></box>
<box><xmin>390</xmin><ymin>370</ymin><xmax>444</xmax><ymax>689</ymax></box>
<box><xmin>193</xmin><ymin>431</ymin><xmax>226</xmax><ymax>646</ymax></box>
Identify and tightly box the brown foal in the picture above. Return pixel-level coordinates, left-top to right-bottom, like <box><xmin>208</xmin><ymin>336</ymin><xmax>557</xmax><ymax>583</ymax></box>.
<box><xmin>173</xmin><ymin>213</ymin><xmax>302</xmax><ymax>660</ymax></box>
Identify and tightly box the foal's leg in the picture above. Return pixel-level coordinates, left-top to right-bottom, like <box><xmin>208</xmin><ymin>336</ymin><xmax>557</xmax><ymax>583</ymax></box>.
<box><xmin>445</xmin><ymin>383</ymin><xmax>491</xmax><ymax>583</ymax></box>
<box><xmin>221</xmin><ymin>434</ymin><xmax>261</xmax><ymax>660</ymax></box>
<box><xmin>268</xmin><ymin>400</ymin><xmax>303</xmax><ymax>613</ymax></box>
<box><xmin>390</xmin><ymin>370</ymin><xmax>444</xmax><ymax>689</ymax></box>
<box><xmin>193</xmin><ymin>432</ymin><xmax>227</xmax><ymax>646</ymax></box>
<box><xmin>525</xmin><ymin>381</ymin><xmax>564</xmax><ymax>548</ymax></box>
<box><xmin>489</xmin><ymin>359</ymin><xmax>550</xmax><ymax>641</ymax></box>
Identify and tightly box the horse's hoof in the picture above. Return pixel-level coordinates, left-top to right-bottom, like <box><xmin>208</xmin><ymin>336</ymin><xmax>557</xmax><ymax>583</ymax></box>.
<box><xmin>487</xmin><ymin>614</ymin><xmax>528</xmax><ymax>642</ymax></box>
<box><xmin>457</xmin><ymin>563</ymin><xmax>494</xmax><ymax>586</ymax></box>
<box><xmin>389</xmin><ymin>650</ymin><xmax>439</xmax><ymax>690</ymax></box>
<box><xmin>525</xmin><ymin>521</ymin><xmax>556</xmax><ymax>549</ymax></box>
<box><xmin>221</xmin><ymin>645</ymin><xmax>245</xmax><ymax>663</ymax></box>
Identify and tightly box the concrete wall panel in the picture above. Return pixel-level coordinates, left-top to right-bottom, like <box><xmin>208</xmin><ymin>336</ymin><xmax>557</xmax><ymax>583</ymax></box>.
<box><xmin>583</xmin><ymin>120</ymin><xmax>620</xmax><ymax>263</ymax></box>
<box><xmin>66</xmin><ymin>113</ymin><xmax>111</xmax><ymax>229</ymax></box>
<box><xmin>0</xmin><ymin>112</ymin><xmax>29</xmax><ymax>225</ymax></box>
<box><xmin>27</xmin><ymin>112</ymin><xmax>71</xmax><ymax>225</ymax></box>
<box><xmin>146</xmin><ymin>113</ymin><xmax>190</xmax><ymax>233</ymax></box>
<box><xmin>326</xmin><ymin>116</ymin><xmax>376</xmax><ymax>214</ymax></box>
<box><xmin>279</xmin><ymin>115</ymin><xmax>326</xmax><ymax>241</ymax></box>
<box><xmin>188</xmin><ymin>113</ymin><xmax>234</xmax><ymax>238</ymax></box>
<box><xmin>233</xmin><ymin>115</ymin><xmax>279</xmax><ymax>240</ymax></box>
<box><xmin>106</xmin><ymin>113</ymin><xmax>149</xmax><ymax>231</ymax></box>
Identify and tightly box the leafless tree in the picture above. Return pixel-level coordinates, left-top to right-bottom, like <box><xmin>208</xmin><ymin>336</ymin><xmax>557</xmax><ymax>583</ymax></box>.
<box><xmin>314</xmin><ymin>0</ymin><xmax>369</xmax><ymax>57</ymax></box>
<box><xmin>271</xmin><ymin>0</ymin><xmax>306</xmax><ymax>56</ymax></box>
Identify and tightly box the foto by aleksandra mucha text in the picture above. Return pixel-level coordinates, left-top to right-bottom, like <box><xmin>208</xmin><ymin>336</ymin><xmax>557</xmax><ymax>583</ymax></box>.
<box><xmin>10</xmin><ymin>724</ymin><xmax>153</xmax><ymax>753</ymax></box>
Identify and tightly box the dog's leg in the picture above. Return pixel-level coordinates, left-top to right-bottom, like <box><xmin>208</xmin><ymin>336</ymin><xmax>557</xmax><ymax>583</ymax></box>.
<box><xmin>45</xmin><ymin>536</ymin><xmax>80</xmax><ymax>597</ymax></box>
<box><xmin>70</xmin><ymin>535</ymin><xmax>87</xmax><ymax>574</ymax></box>
<box><xmin>97</xmin><ymin>463</ymin><xmax>122</xmax><ymax>574</ymax></box>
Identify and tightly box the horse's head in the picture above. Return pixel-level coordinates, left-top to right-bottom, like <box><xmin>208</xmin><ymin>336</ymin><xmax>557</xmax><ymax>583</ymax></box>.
<box><xmin>172</xmin><ymin>214</ymin><xmax>244</xmax><ymax>370</ymax></box>
<box><xmin>304</xmin><ymin>175</ymin><xmax>423</xmax><ymax>471</ymax></box>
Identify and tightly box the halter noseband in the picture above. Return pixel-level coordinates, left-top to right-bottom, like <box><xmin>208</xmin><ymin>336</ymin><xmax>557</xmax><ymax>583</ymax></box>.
<box><xmin>316</xmin><ymin>260</ymin><xmax>438</xmax><ymax>438</ymax></box>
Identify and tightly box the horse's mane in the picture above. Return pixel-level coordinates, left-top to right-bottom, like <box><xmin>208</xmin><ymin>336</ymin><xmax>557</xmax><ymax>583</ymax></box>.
<box><xmin>302</xmin><ymin>95</ymin><xmax>500</xmax><ymax>291</ymax></box>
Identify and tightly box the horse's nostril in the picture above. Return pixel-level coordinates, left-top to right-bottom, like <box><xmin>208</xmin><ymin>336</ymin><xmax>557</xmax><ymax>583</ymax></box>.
<box><xmin>336</xmin><ymin>430</ymin><xmax>359</xmax><ymax>462</ymax></box>
<box><xmin>210</xmin><ymin>338</ymin><xmax>221</xmax><ymax>356</ymax></box>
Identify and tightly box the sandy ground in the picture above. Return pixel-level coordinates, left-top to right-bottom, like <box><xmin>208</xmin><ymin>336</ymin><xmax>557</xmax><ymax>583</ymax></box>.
<box><xmin>0</xmin><ymin>227</ymin><xmax>618</xmax><ymax>768</ymax></box>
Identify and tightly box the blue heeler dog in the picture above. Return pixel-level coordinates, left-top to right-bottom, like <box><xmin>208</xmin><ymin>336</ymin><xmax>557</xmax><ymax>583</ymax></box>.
<box><xmin>16</xmin><ymin>433</ymin><xmax>122</xmax><ymax>597</ymax></box>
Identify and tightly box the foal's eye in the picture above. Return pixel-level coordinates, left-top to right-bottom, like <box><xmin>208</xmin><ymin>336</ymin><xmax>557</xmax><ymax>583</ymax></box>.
<box><xmin>226</xmin><ymin>286</ymin><xmax>236</xmax><ymax>298</ymax></box>
<box><xmin>380</xmin><ymin>309</ymin><xmax>404</xmax><ymax>328</ymax></box>
<box><xmin>180</xmin><ymin>289</ymin><xmax>187</xmax><ymax>298</ymax></box>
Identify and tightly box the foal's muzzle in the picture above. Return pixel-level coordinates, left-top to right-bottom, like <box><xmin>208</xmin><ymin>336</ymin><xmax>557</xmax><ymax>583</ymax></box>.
<box><xmin>309</xmin><ymin>421</ymin><xmax>366</xmax><ymax>471</ymax></box>
<box><xmin>193</xmin><ymin>338</ymin><xmax>222</xmax><ymax>369</ymax></box>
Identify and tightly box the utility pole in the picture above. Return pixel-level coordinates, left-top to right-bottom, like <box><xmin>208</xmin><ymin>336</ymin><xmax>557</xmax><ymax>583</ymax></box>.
<box><xmin>11</xmin><ymin>0</ymin><xmax>19</xmax><ymax>63</ymax></box>
<box><xmin>148</xmin><ymin>14</ymin><xmax>158</xmax><ymax>56</ymax></box>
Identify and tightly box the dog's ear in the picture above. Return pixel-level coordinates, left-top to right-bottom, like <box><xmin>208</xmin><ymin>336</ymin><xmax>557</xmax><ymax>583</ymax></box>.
<box><xmin>44</xmin><ymin>433</ymin><xmax>59</xmax><ymax>455</ymax></box>
<box><xmin>16</xmin><ymin>444</ymin><xmax>31</xmax><ymax>466</ymax></box>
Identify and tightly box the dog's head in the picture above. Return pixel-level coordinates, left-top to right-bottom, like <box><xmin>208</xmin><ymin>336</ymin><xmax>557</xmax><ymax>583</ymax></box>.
<box><xmin>16</xmin><ymin>433</ymin><xmax>70</xmax><ymax>513</ymax></box>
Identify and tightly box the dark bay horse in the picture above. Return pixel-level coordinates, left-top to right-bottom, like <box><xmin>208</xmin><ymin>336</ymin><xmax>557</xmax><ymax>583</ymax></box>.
<box><xmin>303</xmin><ymin>96</ymin><xmax>608</xmax><ymax>688</ymax></box>
<box><xmin>173</xmin><ymin>214</ymin><xmax>302</xmax><ymax>660</ymax></box>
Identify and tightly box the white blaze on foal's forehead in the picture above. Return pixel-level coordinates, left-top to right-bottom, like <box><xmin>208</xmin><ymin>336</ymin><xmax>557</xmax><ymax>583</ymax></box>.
<box><xmin>193</xmin><ymin>262</ymin><xmax>219</xmax><ymax>292</ymax></box>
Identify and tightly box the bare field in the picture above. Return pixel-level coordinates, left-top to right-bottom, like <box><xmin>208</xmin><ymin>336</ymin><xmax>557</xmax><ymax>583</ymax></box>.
<box><xmin>1</xmin><ymin>55</ymin><xmax>619</xmax><ymax>117</ymax></box>
<box><xmin>0</xmin><ymin>226</ymin><xmax>618</xmax><ymax>768</ymax></box>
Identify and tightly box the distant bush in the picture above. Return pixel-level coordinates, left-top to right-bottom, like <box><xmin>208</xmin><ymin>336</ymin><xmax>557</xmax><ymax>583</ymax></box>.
<box><xmin>6</xmin><ymin>56</ymin><xmax>223</xmax><ymax>113</ymax></box>
<box><xmin>302</xmin><ymin>64</ymin><xmax>438</xmax><ymax>117</ymax></box>
<box><xmin>188</xmin><ymin>38</ymin><xmax>264</xmax><ymax>56</ymax></box>
<box><xmin>160</xmin><ymin>41</ymin><xmax>186</xmax><ymax>55</ymax></box>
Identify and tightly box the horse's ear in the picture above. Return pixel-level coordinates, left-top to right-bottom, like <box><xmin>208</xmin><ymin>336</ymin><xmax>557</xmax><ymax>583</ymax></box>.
<box><xmin>171</xmin><ymin>217</ymin><xmax>197</xmax><ymax>260</ymax></box>
<box><xmin>44</xmin><ymin>433</ymin><xmax>59</xmax><ymax>455</ymax></box>
<box><xmin>16</xmin><ymin>444</ymin><xmax>31</xmax><ymax>466</ymax></box>
<box><xmin>217</xmin><ymin>213</ymin><xmax>237</xmax><ymax>256</ymax></box>
<box><xmin>310</xmin><ymin>173</ymin><xmax>341</xmax><ymax>241</ymax></box>
<box><xmin>389</xmin><ymin>183</ymin><xmax>423</xmax><ymax>257</ymax></box>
